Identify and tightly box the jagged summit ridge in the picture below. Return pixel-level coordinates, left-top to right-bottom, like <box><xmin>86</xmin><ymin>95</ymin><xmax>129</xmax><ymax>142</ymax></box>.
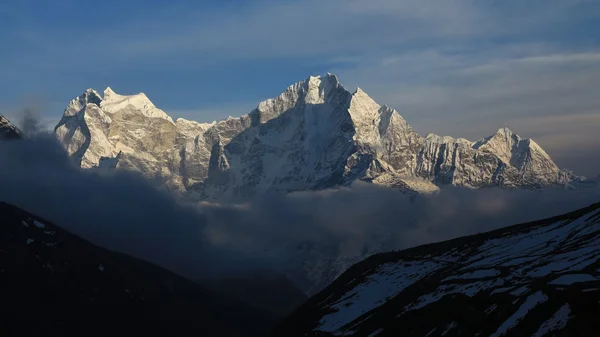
<box><xmin>101</xmin><ymin>86</ymin><xmax>173</xmax><ymax>122</ymax></box>
<box><xmin>54</xmin><ymin>74</ymin><xmax>579</xmax><ymax>198</ymax></box>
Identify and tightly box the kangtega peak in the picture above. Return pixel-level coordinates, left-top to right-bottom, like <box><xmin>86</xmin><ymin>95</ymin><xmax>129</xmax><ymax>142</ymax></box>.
<box><xmin>54</xmin><ymin>74</ymin><xmax>577</xmax><ymax>200</ymax></box>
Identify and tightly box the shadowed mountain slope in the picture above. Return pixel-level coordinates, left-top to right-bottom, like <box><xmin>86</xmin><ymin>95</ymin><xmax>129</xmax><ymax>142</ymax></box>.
<box><xmin>273</xmin><ymin>202</ymin><xmax>600</xmax><ymax>337</ymax></box>
<box><xmin>0</xmin><ymin>201</ymin><xmax>278</xmax><ymax>337</ymax></box>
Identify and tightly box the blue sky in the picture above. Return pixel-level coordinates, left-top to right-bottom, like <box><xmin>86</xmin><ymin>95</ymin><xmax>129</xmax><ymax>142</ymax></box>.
<box><xmin>1</xmin><ymin>0</ymin><xmax>600</xmax><ymax>175</ymax></box>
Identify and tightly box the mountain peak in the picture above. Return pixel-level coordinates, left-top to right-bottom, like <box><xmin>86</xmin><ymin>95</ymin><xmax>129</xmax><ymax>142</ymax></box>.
<box><xmin>102</xmin><ymin>86</ymin><xmax>134</xmax><ymax>104</ymax></box>
<box><xmin>323</xmin><ymin>72</ymin><xmax>339</xmax><ymax>82</ymax></box>
<box><xmin>495</xmin><ymin>127</ymin><xmax>522</xmax><ymax>140</ymax></box>
<box><xmin>469</xmin><ymin>126</ymin><xmax>562</xmax><ymax>175</ymax></box>
<box><xmin>103</xmin><ymin>86</ymin><xmax>116</xmax><ymax>99</ymax></box>
<box><xmin>84</xmin><ymin>88</ymin><xmax>100</xmax><ymax>96</ymax></box>
<box><xmin>60</xmin><ymin>88</ymin><xmax>103</xmax><ymax>118</ymax></box>
<box><xmin>497</xmin><ymin>126</ymin><xmax>513</xmax><ymax>133</ymax></box>
<box><xmin>97</xmin><ymin>87</ymin><xmax>173</xmax><ymax>122</ymax></box>
<box><xmin>474</xmin><ymin>127</ymin><xmax>523</xmax><ymax>150</ymax></box>
<box><xmin>306</xmin><ymin>73</ymin><xmax>341</xmax><ymax>89</ymax></box>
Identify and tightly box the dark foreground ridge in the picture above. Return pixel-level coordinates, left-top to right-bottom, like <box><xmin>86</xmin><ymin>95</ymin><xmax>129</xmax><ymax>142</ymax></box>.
<box><xmin>201</xmin><ymin>270</ymin><xmax>309</xmax><ymax>317</ymax></box>
<box><xmin>0</xmin><ymin>202</ymin><xmax>278</xmax><ymax>337</ymax></box>
<box><xmin>274</xmin><ymin>202</ymin><xmax>600</xmax><ymax>337</ymax></box>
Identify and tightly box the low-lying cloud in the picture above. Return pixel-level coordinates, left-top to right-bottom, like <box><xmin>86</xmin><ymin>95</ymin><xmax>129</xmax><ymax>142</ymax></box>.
<box><xmin>199</xmin><ymin>181</ymin><xmax>600</xmax><ymax>261</ymax></box>
<box><xmin>1</xmin><ymin>132</ymin><xmax>599</xmax><ymax>292</ymax></box>
<box><xmin>0</xmin><ymin>133</ymin><xmax>226</xmax><ymax>278</ymax></box>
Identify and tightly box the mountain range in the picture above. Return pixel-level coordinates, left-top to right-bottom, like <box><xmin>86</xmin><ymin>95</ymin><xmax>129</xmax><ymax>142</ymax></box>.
<box><xmin>1</xmin><ymin>163</ymin><xmax>598</xmax><ymax>336</ymax></box>
<box><xmin>1</xmin><ymin>105</ymin><xmax>600</xmax><ymax>336</ymax></box>
<box><xmin>44</xmin><ymin>73</ymin><xmax>597</xmax><ymax>297</ymax></box>
<box><xmin>53</xmin><ymin>74</ymin><xmax>582</xmax><ymax>200</ymax></box>
<box><xmin>274</xmin><ymin>201</ymin><xmax>600</xmax><ymax>337</ymax></box>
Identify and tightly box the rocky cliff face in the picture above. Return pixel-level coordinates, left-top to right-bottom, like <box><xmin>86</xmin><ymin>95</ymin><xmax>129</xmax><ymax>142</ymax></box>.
<box><xmin>54</xmin><ymin>74</ymin><xmax>578</xmax><ymax>200</ymax></box>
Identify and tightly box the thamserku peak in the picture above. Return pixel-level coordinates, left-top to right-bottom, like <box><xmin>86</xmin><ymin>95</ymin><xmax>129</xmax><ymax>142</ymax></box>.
<box><xmin>53</xmin><ymin>74</ymin><xmax>582</xmax><ymax>200</ymax></box>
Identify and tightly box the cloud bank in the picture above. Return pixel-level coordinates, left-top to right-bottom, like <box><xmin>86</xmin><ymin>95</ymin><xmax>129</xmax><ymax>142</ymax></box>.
<box><xmin>199</xmin><ymin>181</ymin><xmax>600</xmax><ymax>263</ymax></box>
<box><xmin>1</xmin><ymin>131</ymin><xmax>598</xmax><ymax>291</ymax></box>
<box><xmin>0</xmin><ymin>133</ymin><xmax>226</xmax><ymax>278</ymax></box>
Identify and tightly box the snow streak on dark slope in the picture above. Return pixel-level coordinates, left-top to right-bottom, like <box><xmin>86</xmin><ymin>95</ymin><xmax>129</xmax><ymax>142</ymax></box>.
<box><xmin>0</xmin><ymin>114</ymin><xmax>22</xmax><ymax>140</ymax></box>
<box><xmin>273</xmin><ymin>202</ymin><xmax>600</xmax><ymax>337</ymax></box>
<box><xmin>0</xmin><ymin>202</ymin><xmax>278</xmax><ymax>337</ymax></box>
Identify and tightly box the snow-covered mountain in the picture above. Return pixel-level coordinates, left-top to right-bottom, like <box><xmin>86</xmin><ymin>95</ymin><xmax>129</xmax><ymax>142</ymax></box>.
<box><xmin>54</xmin><ymin>74</ymin><xmax>579</xmax><ymax>200</ymax></box>
<box><xmin>273</xmin><ymin>201</ymin><xmax>600</xmax><ymax>337</ymax></box>
<box><xmin>0</xmin><ymin>201</ymin><xmax>278</xmax><ymax>337</ymax></box>
<box><xmin>0</xmin><ymin>114</ymin><xmax>22</xmax><ymax>140</ymax></box>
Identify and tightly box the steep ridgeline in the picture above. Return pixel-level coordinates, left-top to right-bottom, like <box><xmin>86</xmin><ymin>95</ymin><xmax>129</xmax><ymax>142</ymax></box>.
<box><xmin>0</xmin><ymin>114</ymin><xmax>23</xmax><ymax>140</ymax></box>
<box><xmin>273</xmin><ymin>202</ymin><xmax>600</xmax><ymax>337</ymax></box>
<box><xmin>0</xmin><ymin>201</ymin><xmax>278</xmax><ymax>337</ymax></box>
<box><xmin>54</xmin><ymin>74</ymin><xmax>577</xmax><ymax>200</ymax></box>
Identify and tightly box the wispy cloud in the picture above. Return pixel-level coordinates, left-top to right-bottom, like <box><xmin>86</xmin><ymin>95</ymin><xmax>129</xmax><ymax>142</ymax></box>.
<box><xmin>102</xmin><ymin>0</ymin><xmax>481</xmax><ymax>61</ymax></box>
<box><xmin>11</xmin><ymin>0</ymin><xmax>594</xmax><ymax>68</ymax></box>
<box><xmin>2</xmin><ymin>134</ymin><xmax>598</xmax><ymax>292</ymax></box>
